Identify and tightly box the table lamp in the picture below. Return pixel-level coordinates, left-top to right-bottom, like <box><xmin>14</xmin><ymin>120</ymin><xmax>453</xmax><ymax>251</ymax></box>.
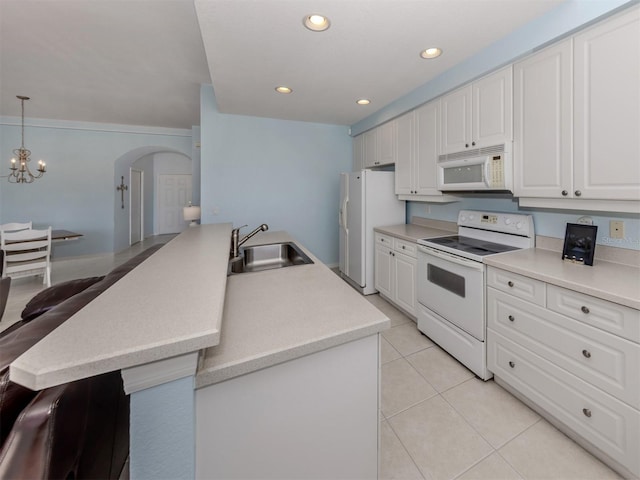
<box><xmin>183</xmin><ymin>202</ymin><xmax>201</xmax><ymax>227</ymax></box>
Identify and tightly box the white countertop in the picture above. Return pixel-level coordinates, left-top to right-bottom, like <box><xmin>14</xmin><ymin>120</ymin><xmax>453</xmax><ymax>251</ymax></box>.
<box><xmin>195</xmin><ymin>230</ymin><xmax>390</xmax><ymax>388</ymax></box>
<box><xmin>10</xmin><ymin>224</ymin><xmax>233</xmax><ymax>390</ymax></box>
<box><xmin>374</xmin><ymin>223</ymin><xmax>455</xmax><ymax>243</ymax></box>
<box><xmin>484</xmin><ymin>247</ymin><xmax>640</xmax><ymax>310</ymax></box>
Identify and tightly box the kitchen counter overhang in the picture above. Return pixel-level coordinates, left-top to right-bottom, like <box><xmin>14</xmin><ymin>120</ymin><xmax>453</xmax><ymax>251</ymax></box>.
<box><xmin>9</xmin><ymin>225</ymin><xmax>390</xmax><ymax>392</ymax></box>
<box><xmin>9</xmin><ymin>224</ymin><xmax>233</xmax><ymax>391</ymax></box>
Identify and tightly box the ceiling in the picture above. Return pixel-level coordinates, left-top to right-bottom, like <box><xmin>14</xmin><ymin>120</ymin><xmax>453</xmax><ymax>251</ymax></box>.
<box><xmin>0</xmin><ymin>0</ymin><xmax>566</xmax><ymax>129</ymax></box>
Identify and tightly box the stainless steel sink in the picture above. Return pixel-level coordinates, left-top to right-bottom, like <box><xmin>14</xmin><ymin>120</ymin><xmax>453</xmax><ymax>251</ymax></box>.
<box><xmin>228</xmin><ymin>242</ymin><xmax>314</xmax><ymax>275</ymax></box>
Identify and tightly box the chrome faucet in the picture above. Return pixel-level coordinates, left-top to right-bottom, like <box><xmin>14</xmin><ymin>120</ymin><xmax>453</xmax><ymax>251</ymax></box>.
<box><xmin>230</xmin><ymin>223</ymin><xmax>269</xmax><ymax>259</ymax></box>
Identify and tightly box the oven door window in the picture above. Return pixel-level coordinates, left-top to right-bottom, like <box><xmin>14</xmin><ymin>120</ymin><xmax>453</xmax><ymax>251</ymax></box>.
<box><xmin>427</xmin><ymin>263</ymin><xmax>465</xmax><ymax>298</ymax></box>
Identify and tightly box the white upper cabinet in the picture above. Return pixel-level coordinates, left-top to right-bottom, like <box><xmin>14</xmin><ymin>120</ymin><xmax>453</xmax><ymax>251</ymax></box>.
<box><xmin>354</xmin><ymin>120</ymin><xmax>398</xmax><ymax>169</ymax></box>
<box><xmin>395</xmin><ymin>101</ymin><xmax>459</xmax><ymax>202</ymax></box>
<box><xmin>515</xmin><ymin>5</ymin><xmax>640</xmax><ymax>211</ymax></box>
<box><xmin>394</xmin><ymin>111</ymin><xmax>414</xmax><ymax>195</ymax></box>
<box><xmin>441</xmin><ymin>66</ymin><xmax>513</xmax><ymax>154</ymax></box>
<box><xmin>513</xmin><ymin>39</ymin><xmax>573</xmax><ymax>198</ymax></box>
<box><xmin>573</xmin><ymin>6</ymin><xmax>640</xmax><ymax>201</ymax></box>
<box><xmin>376</xmin><ymin>120</ymin><xmax>397</xmax><ymax>167</ymax></box>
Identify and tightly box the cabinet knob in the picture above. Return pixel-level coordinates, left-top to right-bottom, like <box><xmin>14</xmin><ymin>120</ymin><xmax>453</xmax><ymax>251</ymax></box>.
<box><xmin>582</xmin><ymin>408</ymin><xmax>592</xmax><ymax>418</ymax></box>
<box><xmin>575</xmin><ymin>190</ymin><xmax>582</xmax><ymax>197</ymax></box>
<box><xmin>581</xmin><ymin>306</ymin><xmax>590</xmax><ymax>314</ymax></box>
<box><xmin>508</xmin><ymin>315</ymin><xmax>515</xmax><ymax>322</ymax></box>
<box><xmin>472</xmin><ymin>141</ymin><xmax>476</xmax><ymax>146</ymax></box>
<box><xmin>381</xmin><ymin>238</ymin><xmax>385</xmax><ymax>242</ymax></box>
<box><xmin>465</xmin><ymin>143</ymin><xmax>469</xmax><ymax>148</ymax></box>
<box><xmin>561</xmin><ymin>190</ymin><xmax>568</xmax><ymax>196</ymax></box>
<box><xmin>508</xmin><ymin>361</ymin><xmax>515</xmax><ymax>368</ymax></box>
<box><xmin>507</xmin><ymin>281</ymin><xmax>514</xmax><ymax>287</ymax></box>
<box><xmin>582</xmin><ymin>349</ymin><xmax>591</xmax><ymax>359</ymax></box>
<box><xmin>402</xmin><ymin>245</ymin><xmax>406</xmax><ymax>249</ymax></box>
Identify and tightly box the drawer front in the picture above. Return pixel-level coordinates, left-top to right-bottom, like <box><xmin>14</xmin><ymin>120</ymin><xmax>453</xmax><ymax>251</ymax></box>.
<box><xmin>486</xmin><ymin>267</ymin><xmax>545</xmax><ymax>306</ymax></box>
<box><xmin>375</xmin><ymin>233</ymin><xmax>393</xmax><ymax>248</ymax></box>
<box><xmin>488</xmin><ymin>289</ymin><xmax>640</xmax><ymax>408</ymax></box>
<box><xmin>547</xmin><ymin>285</ymin><xmax>640</xmax><ymax>343</ymax></box>
<box><xmin>488</xmin><ymin>330</ymin><xmax>640</xmax><ymax>475</ymax></box>
<box><xmin>393</xmin><ymin>238</ymin><xmax>417</xmax><ymax>258</ymax></box>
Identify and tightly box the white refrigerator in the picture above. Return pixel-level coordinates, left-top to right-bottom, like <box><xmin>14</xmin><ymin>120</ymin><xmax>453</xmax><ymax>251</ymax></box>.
<box><xmin>339</xmin><ymin>170</ymin><xmax>405</xmax><ymax>295</ymax></box>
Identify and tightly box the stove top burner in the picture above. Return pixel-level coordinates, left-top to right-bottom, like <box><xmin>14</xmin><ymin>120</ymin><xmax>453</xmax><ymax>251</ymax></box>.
<box><xmin>423</xmin><ymin>235</ymin><xmax>521</xmax><ymax>257</ymax></box>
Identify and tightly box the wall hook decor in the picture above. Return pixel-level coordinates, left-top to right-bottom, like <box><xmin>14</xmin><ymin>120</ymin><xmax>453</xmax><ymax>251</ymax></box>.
<box><xmin>116</xmin><ymin>176</ymin><xmax>128</xmax><ymax>209</ymax></box>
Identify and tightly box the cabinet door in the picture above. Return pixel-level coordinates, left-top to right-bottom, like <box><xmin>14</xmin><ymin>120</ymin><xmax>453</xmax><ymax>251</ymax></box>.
<box><xmin>374</xmin><ymin>245</ymin><xmax>393</xmax><ymax>298</ymax></box>
<box><xmin>414</xmin><ymin>100</ymin><xmax>441</xmax><ymax>195</ymax></box>
<box><xmin>377</xmin><ymin>120</ymin><xmax>397</xmax><ymax>166</ymax></box>
<box><xmin>353</xmin><ymin>135</ymin><xmax>365</xmax><ymax>171</ymax></box>
<box><xmin>363</xmin><ymin>129</ymin><xmax>378</xmax><ymax>168</ymax></box>
<box><xmin>472</xmin><ymin>66</ymin><xmax>513</xmax><ymax>148</ymax></box>
<box><xmin>394</xmin><ymin>252</ymin><xmax>416</xmax><ymax>316</ymax></box>
<box><xmin>573</xmin><ymin>6</ymin><xmax>640</xmax><ymax>200</ymax></box>
<box><xmin>441</xmin><ymin>85</ymin><xmax>472</xmax><ymax>154</ymax></box>
<box><xmin>395</xmin><ymin>111</ymin><xmax>414</xmax><ymax>195</ymax></box>
<box><xmin>513</xmin><ymin>39</ymin><xmax>573</xmax><ymax>198</ymax></box>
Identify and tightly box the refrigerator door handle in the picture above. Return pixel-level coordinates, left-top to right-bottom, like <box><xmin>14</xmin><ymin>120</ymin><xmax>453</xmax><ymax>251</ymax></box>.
<box><xmin>341</xmin><ymin>197</ymin><xmax>348</xmax><ymax>230</ymax></box>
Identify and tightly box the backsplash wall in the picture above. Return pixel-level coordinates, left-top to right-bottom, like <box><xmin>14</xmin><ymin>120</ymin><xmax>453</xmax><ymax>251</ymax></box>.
<box><xmin>407</xmin><ymin>197</ymin><xmax>640</xmax><ymax>252</ymax></box>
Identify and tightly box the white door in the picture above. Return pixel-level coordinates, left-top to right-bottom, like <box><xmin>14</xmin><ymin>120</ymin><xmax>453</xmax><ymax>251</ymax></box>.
<box><xmin>130</xmin><ymin>169</ymin><xmax>143</xmax><ymax>245</ymax></box>
<box><xmin>472</xmin><ymin>66</ymin><xmax>513</xmax><ymax>148</ymax></box>
<box><xmin>513</xmin><ymin>39</ymin><xmax>573</xmax><ymax>199</ymax></box>
<box><xmin>573</xmin><ymin>7</ymin><xmax>640</xmax><ymax>200</ymax></box>
<box><xmin>414</xmin><ymin>100</ymin><xmax>441</xmax><ymax>195</ymax></box>
<box><xmin>347</xmin><ymin>172</ymin><xmax>365</xmax><ymax>287</ymax></box>
<box><xmin>441</xmin><ymin>85</ymin><xmax>472</xmax><ymax>154</ymax></box>
<box><xmin>157</xmin><ymin>174</ymin><xmax>192</xmax><ymax>234</ymax></box>
<box><xmin>394</xmin><ymin>111</ymin><xmax>414</xmax><ymax>195</ymax></box>
<box><xmin>338</xmin><ymin>173</ymin><xmax>348</xmax><ymax>275</ymax></box>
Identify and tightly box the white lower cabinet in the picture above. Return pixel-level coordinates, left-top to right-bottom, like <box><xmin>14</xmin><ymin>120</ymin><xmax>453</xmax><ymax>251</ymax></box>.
<box><xmin>374</xmin><ymin>232</ymin><xmax>417</xmax><ymax>317</ymax></box>
<box><xmin>195</xmin><ymin>335</ymin><xmax>380</xmax><ymax>479</ymax></box>
<box><xmin>487</xmin><ymin>267</ymin><xmax>640</xmax><ymax>478</ymax></box>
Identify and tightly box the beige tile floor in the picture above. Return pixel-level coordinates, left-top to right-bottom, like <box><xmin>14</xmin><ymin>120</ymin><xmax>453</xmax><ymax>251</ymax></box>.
<box><xmin>0</xmin><ymin>249</ymin><xmax>626</xmax><ymax>480</ymax></box>
<box><xmin>366</xmin><ymin>293</ymin><xmax>625</xmax><ymax>480</ymax></box>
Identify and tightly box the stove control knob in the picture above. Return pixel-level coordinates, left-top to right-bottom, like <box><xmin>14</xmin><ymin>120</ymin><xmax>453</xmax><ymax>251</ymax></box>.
<box><xmin>504</xmin><ymin>218</ymin><xmax>512</xmax><ymax>225</ymax></box>
<box><xmin>460</xmin><ymin>214</ymin><xmax>467</xmax><ymax>222</ymax></box>
<box><xmin>516</xmin><ymin>222</ymin><xmax>523</xmax><ymax>230</ymax></box>
<box><xmin>468</xmin><ymin>214</ymin><xmax>475</xmax><ymax>221</ymax></box>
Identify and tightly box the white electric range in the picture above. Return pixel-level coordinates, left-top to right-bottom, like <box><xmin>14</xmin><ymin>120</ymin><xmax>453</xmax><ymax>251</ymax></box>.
<box><xmin>416</xmin><ymin>210</ymin><xmax>535</xmax><ymax>379</ymax></box>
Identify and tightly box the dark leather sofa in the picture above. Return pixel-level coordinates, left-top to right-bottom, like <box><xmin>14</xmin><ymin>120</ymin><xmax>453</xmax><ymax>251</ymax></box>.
<box><xmin>0</xmin><ymin>244</ymin><xmax>163</xmax><ymax>479</ymax></box>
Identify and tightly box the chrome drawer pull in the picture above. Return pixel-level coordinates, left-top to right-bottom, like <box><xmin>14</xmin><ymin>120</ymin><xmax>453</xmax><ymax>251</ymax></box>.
<box><xmin>508</xmin><ymin>315</ymin><xmax>515</xmax><ymax>322</ymax></box>
<box><xmin>507</xmin><ymin>281</ymin><xmax>514</xmax><ymax>287</ymax></box>
<box><xmin>581</xmin><ymin>306</ymin><xmax>590</xmax><ymax>314</ymax></box>
<box><xmin>582</xmin><ymin>408</ymin><xmax>592</xmax><ymax>418</ymax></box>
<box><xmin>508</xmin><ymin>361</ymin><xmax>515</xmax><ymax>368</ymax></box>
<box><xmin>582</xmin><ymin>349</ymin><xmax>591</xmax><ymax>359</ymax></box>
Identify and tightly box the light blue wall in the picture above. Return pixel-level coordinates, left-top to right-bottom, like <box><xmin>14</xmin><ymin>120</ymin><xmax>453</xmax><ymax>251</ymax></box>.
<box><xmin>200</xmin><ymin>84</ymin><xmax>352</xmax><ymax>264</ymax></box>
<box><xmin>408</xmin><ymin>198</ymin><xmax>640</xmax><ymax>251</ymax></box>
<box><xmin>0</xmin><ymin>118</ymin><xmax>192</xmax><ymax>257</ymax></box>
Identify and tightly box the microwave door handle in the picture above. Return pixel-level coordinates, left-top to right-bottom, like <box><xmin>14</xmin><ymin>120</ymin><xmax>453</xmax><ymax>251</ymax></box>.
<box><xmin>484</xmin><ymin>160</ymin><xmax>491</xmax><ymax>188</ymax></box>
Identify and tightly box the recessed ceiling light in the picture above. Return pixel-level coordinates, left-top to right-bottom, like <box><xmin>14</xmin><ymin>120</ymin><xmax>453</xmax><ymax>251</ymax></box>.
<box><xmin>356</xmin><ymin>99</ymin><xmax>371</xmax><ymax>105</ymax></box>
<box><xmin>275</xmin><ymin>86</ymin><xmax>292</xmax><ymax>94</ymax></box>
<box><xmin>303</xmin><ymin>14</ymin><xmax>330</xmax><ymax>32</ymax></box>
<box><xmin>420</xmin><ymin>47</ymin><xmax>442</xmax><ymax>59</ymax></box>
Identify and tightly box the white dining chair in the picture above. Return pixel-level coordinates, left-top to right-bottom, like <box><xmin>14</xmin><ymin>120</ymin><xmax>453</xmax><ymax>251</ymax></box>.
<box><xmin>0</xmin><ymin>221</ymin><xmax>32</xmax><ymax>233</ymax></box>
<box><xmin>1</xmin><ymin>227</ymin><xmax>52</xmax><ymax>287</ymax></box>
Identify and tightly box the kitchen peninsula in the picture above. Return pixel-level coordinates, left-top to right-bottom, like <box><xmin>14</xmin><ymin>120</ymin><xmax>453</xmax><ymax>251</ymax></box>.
<box><xmin>9</xmin><ymin>224</ymin><xmax>390</xmax><ymax>479</ymax></box>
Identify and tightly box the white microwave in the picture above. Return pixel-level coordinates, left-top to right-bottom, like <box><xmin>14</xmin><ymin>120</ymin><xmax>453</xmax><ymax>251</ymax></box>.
<box><xmin>437</xmin><ymin>146</ymin><xmax>512</xmax><ymax>192</ymax></box>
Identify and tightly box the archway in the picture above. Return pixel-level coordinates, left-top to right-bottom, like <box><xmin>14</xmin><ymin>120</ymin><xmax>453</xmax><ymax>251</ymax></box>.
<box><xmin>113</xmin><ymin>147</ymin><xmax>197</xmax><ymax>253</ymax></box>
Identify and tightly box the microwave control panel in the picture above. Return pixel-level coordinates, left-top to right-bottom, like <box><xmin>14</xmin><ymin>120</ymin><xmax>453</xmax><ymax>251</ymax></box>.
<box><xmin>490</xmin><ymin>155</ymin><xmax>504</xmax><ymax>188</ymax></box>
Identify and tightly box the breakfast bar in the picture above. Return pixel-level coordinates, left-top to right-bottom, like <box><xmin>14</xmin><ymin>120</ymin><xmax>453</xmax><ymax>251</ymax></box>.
<box><xmin>8</xmin><ymin>224</ymin><xmax>390</xmax><ymax>479</ymax></box>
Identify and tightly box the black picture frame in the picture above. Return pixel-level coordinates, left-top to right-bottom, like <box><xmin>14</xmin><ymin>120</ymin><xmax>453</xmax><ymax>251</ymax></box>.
<box><xmin>562</xmin><ymin>223</ymin><xmax>598</xmax><ymax>266</ymax></box>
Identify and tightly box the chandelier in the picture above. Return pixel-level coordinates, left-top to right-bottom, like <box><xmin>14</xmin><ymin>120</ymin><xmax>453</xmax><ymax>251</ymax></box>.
<box><xmin>6</xmin><ymin>95</ymin><xmax>46</xmax><ymax>183</ymax></box>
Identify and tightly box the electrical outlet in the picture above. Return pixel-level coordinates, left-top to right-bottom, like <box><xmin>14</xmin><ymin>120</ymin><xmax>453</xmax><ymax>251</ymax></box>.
<box><xmin>610</xmin><ymin>220</ymin><xmax>624</xmax><ymax>239</ymax></box>
<box><xmin>424</xmin><ymin>205</ymin><xmax>431</xmax><ymax>215</ymax></box>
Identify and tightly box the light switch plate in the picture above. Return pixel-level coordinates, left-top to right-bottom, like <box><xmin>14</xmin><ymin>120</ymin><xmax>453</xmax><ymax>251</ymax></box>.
<box><xmin>610</xmin><ymin>220</ymin><xmax>624</xmax><ymax>239</ymax></box>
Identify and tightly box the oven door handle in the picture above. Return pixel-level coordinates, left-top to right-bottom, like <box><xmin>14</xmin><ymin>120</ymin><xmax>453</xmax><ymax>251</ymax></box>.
<box><xmin>418</xmin><ymin>245</ymin><xmax>485</xmax><ymax>271</ymax></box>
